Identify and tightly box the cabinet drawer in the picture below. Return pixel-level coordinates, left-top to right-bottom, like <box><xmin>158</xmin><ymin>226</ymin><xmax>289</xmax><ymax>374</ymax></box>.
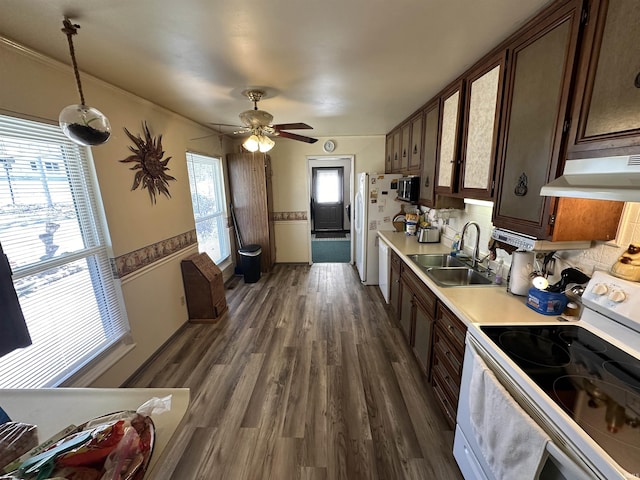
<box><xmin>431</xmin><ymin>366</ymin><xmax>457</xmax><ymax>428</ymax></box>
<box><xmin>436</xmin><ymin>303</ymin><xmax>466</xmax><ymax>353</ymax></box>
<box><xmin>433</xmin><ymin>326</ymin><xmax>463</xmax><ymax>383</ymax></box>
<box><xmin>432</xmin><ymin>340</ymin><xmax>461</xmax><ymax>401</ymax></box>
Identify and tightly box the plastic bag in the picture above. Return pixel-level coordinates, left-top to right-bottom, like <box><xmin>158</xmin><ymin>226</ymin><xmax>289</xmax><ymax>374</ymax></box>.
<box><xmin>0</xmin><ymin>423</ymin><xmax>38</xmax><ymax>472</ymax></box>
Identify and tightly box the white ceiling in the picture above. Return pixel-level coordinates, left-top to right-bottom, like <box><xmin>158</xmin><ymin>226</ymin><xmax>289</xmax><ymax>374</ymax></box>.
<box><xmin>1</xmin><ymin>0</ymin><xmax>553</xmax><ymax>139</ymax></box>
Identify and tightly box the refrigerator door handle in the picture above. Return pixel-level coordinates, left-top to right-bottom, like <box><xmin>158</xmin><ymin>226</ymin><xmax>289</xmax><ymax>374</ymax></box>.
<box><xmin>354</xmin><ymin>192</ymin><xmax>362</xmax><ymax>234</ymax></box>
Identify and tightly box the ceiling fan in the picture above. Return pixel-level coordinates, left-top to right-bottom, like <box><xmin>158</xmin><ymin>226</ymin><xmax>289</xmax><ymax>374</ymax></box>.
<box><xmin>233</xmin><ymin>89</ymin><xmax>318</xmax><ymax>149</ymax></box>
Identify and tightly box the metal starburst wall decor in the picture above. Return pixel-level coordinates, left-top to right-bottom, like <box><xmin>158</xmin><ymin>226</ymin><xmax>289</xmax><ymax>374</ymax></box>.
<box><xmin>119</xmin><ymin>122</ymin><xmax>176</xmax><ymax>203</ymax></box>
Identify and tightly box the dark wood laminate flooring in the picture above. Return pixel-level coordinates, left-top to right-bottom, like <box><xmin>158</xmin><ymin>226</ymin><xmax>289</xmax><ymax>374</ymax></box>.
<box><xmin>126</xmin><ymin>263</ymin><xmax>463</xmax><ymax>479</ymax></box>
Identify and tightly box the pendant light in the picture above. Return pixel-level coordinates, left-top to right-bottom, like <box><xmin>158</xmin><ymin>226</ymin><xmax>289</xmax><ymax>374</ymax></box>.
<box><xmin>58</xmin><ymin>17</ymin><xmax>111</xmax><ymax>146</ymax></box>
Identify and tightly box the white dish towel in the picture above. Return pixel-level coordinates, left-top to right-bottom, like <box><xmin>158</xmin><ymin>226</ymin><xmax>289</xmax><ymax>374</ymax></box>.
<box><xmin>468</xmin><ymin>345</ymin><xmax>550</xmax><ymax>480</ymax></box>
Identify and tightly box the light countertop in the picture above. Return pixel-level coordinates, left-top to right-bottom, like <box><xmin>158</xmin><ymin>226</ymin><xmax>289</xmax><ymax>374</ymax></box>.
<box><xmin>378</xmin><ymin>231</ymin><xmax>562</xmax><ymax>327</ymax></box>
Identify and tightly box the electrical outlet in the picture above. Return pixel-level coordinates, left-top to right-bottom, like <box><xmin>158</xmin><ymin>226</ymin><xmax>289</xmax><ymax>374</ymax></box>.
<box><xmin>180</xmin><ymin>296</ymin><xmax>185</xmax><ymax>306</ymax></box>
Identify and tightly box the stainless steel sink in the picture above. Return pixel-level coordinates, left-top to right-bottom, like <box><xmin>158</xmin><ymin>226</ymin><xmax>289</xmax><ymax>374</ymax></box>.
<box><xmin>425</xmin><ymin>267</ymin><xmax>495</xmax><ymax>287</ymax></box>
<box><xmin>407</xmin><ymin>253</ymin><xmax>466</xmax><ymax>269</ymax></box>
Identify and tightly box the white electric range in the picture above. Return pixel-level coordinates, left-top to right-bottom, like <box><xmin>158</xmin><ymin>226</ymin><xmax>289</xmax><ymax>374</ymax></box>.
<box><xmin>455</xmin><ymin>270</ymin><xmax>640</xmax><ymax>479</ymax></box>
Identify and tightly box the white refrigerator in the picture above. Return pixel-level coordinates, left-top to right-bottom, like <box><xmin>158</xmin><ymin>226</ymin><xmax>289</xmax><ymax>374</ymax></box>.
<box><xmin>354</xmin><ymin>172</ymin><xmax>402</xmax><ymax>285</ymax></box>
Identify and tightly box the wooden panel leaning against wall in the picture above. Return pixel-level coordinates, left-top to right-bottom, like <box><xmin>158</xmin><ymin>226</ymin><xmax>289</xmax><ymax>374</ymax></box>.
<box><xmin>227</xmin><ymin>152</ymin><xmax>276</xmax><ymax>272</ymax></box>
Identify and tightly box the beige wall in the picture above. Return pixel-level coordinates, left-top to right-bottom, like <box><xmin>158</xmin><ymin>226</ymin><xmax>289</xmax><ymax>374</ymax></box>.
<box><xmin>0</xmin><ymin>38</ymin><xmax>234</xmax><ymax>386</ymax></box>
<box><xmin>248</xmin><ymin>135</ymin><xmax>385</xmax><ymax>263</ymax></box>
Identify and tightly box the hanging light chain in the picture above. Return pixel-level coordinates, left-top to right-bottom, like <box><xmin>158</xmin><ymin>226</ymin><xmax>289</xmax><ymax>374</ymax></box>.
<box><xmin>61</xmin><ymin>17</ymin><xmax>85</xmax><ymax>106</ymax></box>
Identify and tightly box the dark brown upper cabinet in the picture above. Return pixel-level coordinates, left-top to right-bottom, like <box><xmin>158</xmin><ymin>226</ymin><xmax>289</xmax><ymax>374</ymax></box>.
<box><xmin>493</xmin><ymin>0</ymin><xmax>586</xmax><ymax>239</ymax></box>
<box><xmin>408</xmin><ymin>112</ymin><xmax>424</xmax><ymax>173</ymax></box>
<box><xmin>420</xmin><ymin>100</ymin><xmax>440</xmax><ymax>205</ymax></box>
<box><xmin>385</xmin><ymin>134</ymin><xmax>393</xmax><ymax>173</ymax></box>
<box><xmin>391</xmin><ymin>128</ymin><xmax>402</xmax><ymax>172</ymax></box>
<box><xmin>400</xmin><ymin>121</ymin><xmax>411</xmax><ymax>172</ymax></box>
<box><xmin>567</xmin><ymin>0</ymin><xmax>640</xmax><ymax>159</ymax></box>
<box><xmin>386</xmin><ymin>113</ymin><xmax>424</xmax><ymax>175</ymax></box>
<box><xmin>434</xmin><ymin>80</ymin><xmax>465</xmax><ymax>196</ymax></box>
<box><xmin>458</xmin><ymin>52</ymin><xmax>506</xmax><ymax>199</ymax></box>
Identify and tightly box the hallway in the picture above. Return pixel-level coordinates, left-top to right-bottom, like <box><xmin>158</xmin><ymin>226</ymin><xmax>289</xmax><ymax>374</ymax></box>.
<box><xmin>126</xmin><ymin>263</ymin><xmax>462</xmax><ymax>479</ymax></box>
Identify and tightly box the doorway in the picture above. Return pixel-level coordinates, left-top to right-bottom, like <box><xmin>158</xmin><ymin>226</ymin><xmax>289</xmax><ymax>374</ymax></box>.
<box><xmin>311</xmin><ymin>166</ymin><xmax>344</xmax><ymax>233</ymax></box>
<box><xmin>307</xmin><ymin>156</ymin><xmax>354</xmax><ymax>264</ymax></box>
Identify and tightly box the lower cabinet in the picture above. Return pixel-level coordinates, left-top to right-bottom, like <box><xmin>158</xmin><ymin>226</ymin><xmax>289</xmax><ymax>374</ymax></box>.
<box><xmin>389</xmin><ymin>250</ymin><xmax>402</xmax><ymax>320</ymax></box>
<box><xmin>431</xmin><ymin>303</ymin><xmax>467</xmax><ymax>428</ymax></box>
<box><xmin>393</xmin><ymin>256</ymin><xmax>468</xmax><ymax>429</ymax></box>
<box><xmin>397</xmin><ymin>263</ymin><xmax>438</xmax><ymax>379</ymax></box>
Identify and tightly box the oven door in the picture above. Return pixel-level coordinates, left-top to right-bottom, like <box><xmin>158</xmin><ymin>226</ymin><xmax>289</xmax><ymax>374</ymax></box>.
<box><xmin>455</xmin><ymin>336</ymin><xmax>595</xmax><ymax>480</ymax></box>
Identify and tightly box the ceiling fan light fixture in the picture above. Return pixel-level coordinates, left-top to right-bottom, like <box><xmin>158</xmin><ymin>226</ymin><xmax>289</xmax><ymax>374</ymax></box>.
<box><xmin>243</xmin><ymin>134</ymin><xmax>260</xmax><ymax>152</ymax></box>
<box><xmin>259</xmin><ymin>135</ymin><xmax>275</xmax><ymax>152</ymax></box>
<box><xmin>239</xmin><ymin>109</ymin><xmax>274</xmax><ymax>128</ymax></box>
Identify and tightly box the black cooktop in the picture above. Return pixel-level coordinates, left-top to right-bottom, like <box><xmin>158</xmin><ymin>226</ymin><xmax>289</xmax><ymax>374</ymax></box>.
<box><xmin>481</xmin><ymin>325</ymin><xmax>640</xmax><ymax>474</ymax></box>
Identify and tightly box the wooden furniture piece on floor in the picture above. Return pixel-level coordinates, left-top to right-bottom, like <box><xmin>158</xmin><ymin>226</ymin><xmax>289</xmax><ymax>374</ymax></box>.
<box><xmin>181</xmin><ymin>252</ymin><xmax>228</xmax><ymax>323</ymax></box>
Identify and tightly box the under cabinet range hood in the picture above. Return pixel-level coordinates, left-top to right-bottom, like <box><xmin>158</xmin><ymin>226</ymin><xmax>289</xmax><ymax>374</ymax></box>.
<box><xmin>540</xmin><ymin>155</ymin><xmax>640</xmax><ymax>202</ymax></box>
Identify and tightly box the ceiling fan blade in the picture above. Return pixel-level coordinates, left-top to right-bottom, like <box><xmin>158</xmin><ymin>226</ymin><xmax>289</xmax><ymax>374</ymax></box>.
<box><xmin>277</xmin><ymin>130</ymin><xmax>318</xmax><ymax>143</ymax></box>
<box><xmin>273</xmin><ymin>122</ymin><xmax>313</xmax><ymax>131</ymax></box>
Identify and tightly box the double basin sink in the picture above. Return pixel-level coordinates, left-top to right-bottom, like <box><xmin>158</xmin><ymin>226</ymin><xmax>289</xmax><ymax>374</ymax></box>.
<box><xmin>407</xmin><ymin>253</ymin><xmax>497</xmax><ymax>287</ymax></box>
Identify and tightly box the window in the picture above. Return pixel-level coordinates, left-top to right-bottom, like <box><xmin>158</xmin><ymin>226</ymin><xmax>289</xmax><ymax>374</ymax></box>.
<box><xmin>0</xmin><ymin>114</ymin><xmax>129</xmax><ymax>388</ymax></box>
<box><xmin>186</xmin><ymin>152</ymin><xmax>230</xmax><ymax>265</ymax></box>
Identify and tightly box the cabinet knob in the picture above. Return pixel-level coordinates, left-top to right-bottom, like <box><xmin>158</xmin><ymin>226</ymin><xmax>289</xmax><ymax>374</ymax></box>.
<box><xmin>403</xmin><ymin>149</ymin><xmax>407</xmax><ymax>158</ymax></box>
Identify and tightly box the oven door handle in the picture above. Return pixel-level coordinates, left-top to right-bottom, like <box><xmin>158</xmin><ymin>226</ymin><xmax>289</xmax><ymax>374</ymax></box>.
<box><xmin>545</xmin><ymin>426</ymin><xmax>593</xmax><ymax>479</ymax></box>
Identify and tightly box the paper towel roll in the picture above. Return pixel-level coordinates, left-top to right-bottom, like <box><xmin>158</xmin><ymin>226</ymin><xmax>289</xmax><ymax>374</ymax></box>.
<box><xmin>509</xmin><ymin>251</ymin><xmax>535</xmax><ymax>296</ymax></box>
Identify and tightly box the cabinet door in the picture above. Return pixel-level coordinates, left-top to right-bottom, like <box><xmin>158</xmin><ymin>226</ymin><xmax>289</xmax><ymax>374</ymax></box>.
<box><xmin>385</xmin><ymin>134</ymin><xmax>393</xmax><ymax>173</ymax></box>
<box><xmin>420</xmin><ymin>100</ymin><xmax>440</xmax><ymax>205</ymax></box>
<box><xmin>493</xmin><ymin>2</ymin><xmax>583</xmax><ymax>239</ymax></box>
<box><xmin>435</xmin><ymin>81</ymin><xmax>464</xmax><ymax>195</ymax></box>
<box><xmin>399</xmin><ymin>276</ymin><xmax>414</xmax><ymax>344</ymax></box>
<box><xmin>392</xmin><ymin>129</ymin><xmax>402</xmax><ymax>172</ymax></box>
<box><xmin>408</xmin><ymin>113</ymin><xmax>423</xmax><ymax>172</ymax></box>
<box><xmin>389</xmin><ymin>252</ymin><xmax>401</xmax><ymax>319</ymax></box>
<box><xmin>400</xmin><ymin>122</ymin><xmax>411</xmax><ymax>172</ymax></box>
<box><xmin>412</xmin><ymin>297</ymin><xmax>434</xmax><ymax>378</ymax></box>
<box><xmin>459</xmin><ymin>53</ymin><xmax>505</xmax><ymax>199</ymax></box>
<box><xmin>568</xmin><ymin>0</ymin><xmax>640</xmax><ymax>158</ymax></box>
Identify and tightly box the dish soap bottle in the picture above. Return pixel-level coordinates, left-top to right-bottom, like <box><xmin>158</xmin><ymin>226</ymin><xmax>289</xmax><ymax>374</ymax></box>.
<box><xmin>450</xmin><ymin>234</ymin><xmax>461</xmax><ymax>256</ymax></box>
<box><xmin>494</xmin><ymin>259</ymin><xmax>504</xmax><ymax>285</ymax></box>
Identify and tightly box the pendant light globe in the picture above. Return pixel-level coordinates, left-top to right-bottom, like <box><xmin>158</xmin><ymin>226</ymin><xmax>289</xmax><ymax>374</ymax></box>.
<box><xmin>58</xmin><ymin>18</ymin><xmax>111</xmax><ymax>146</ymax></box>
<box><xmin>59</xmin><ymin>104</ymin><xmax>111</xmax><ymax>146</ymax></box>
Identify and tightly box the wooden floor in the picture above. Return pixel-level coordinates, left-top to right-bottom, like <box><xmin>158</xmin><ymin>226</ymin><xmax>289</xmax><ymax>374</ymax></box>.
<box><xmin>126</xmin><ymin>263</ymin><xmax>463</xmax><ymax>480</ymax></box>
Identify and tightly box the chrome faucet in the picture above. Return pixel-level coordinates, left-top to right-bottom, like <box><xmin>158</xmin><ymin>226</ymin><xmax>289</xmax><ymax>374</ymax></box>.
<box><xmin>459</xmin><ymin>221</ymin><xmax>481</xmax><ymax>269</ymax></box>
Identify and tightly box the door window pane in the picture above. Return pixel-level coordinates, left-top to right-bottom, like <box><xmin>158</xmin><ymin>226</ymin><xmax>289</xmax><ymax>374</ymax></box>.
<box><xmin>316</xmin><ymin>169</ymin><xmax>342</xmax><ymax>203</ymax></box>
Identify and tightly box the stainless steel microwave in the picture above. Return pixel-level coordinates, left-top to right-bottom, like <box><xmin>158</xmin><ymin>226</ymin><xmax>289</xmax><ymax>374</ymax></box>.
<box><xmin>397</xmin><ymin>176</ymin><xmax>420</xmax><ymax>203</ymax></box>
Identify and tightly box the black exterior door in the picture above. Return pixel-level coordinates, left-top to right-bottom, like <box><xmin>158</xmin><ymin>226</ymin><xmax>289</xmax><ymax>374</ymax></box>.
<box><xmin>312</xmin><ymin>167</ymin><xmax>344</xmax><ymax>231</ymax></box>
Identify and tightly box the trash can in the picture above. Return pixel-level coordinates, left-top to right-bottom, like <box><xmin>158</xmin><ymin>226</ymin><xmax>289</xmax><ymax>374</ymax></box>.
<box><xmin>238</xmin><ymin>244</ymin><xmax>262</xmax><ymax>283</ymax></box>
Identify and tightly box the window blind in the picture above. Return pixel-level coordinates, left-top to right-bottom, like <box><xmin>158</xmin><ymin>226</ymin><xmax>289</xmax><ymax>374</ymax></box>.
<box><xmin>0</xmin><ymin>114</ymin><xmax>130</xmax><ymax>388</ymax></box>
